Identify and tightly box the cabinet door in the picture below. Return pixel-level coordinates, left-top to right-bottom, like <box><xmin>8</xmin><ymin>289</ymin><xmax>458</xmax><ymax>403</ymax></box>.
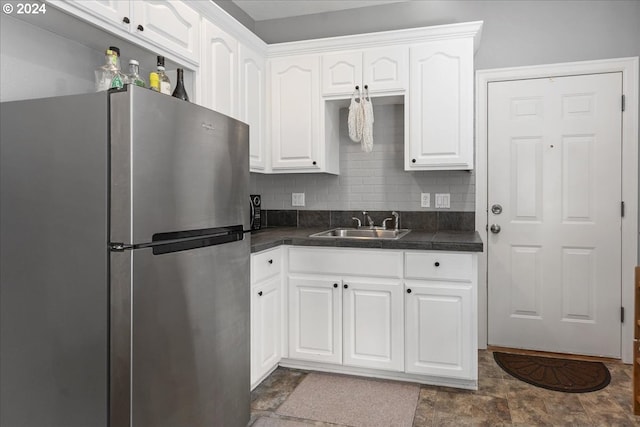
<box><xmin>321</xmin><ymin>51</ymin><xmax>362</xmax><ymax>96</ymax></box>
<box><xmin>131</xmin><ymin>1</ymin><xmax>200</xmax><ymax>64</ymax></box>
<box><xmin>408</xmin><ymin>38</ymin><xmax>474</xmax><ymax>170</ymax></box>
<box><xmin>201</xmin><ymin>19</ymin><xmax>238</xmax><ymax>118</ymax></box>
<box><xmin>343</xmin><ymin>278</ymin><xmax>404</xmax><ymax>372</ymax></box>
<box><xmin>251</xmin><ymin>275</ymin><xmax>281</xmax><ymax>387</ymax></box>
<box><xmin>270</xmin><ymin>56</ymin><xmax>321</xmax><ymax>171</ymax></box>
<box><xmin>239</xmin><ymin>44</ymin><xmax>266</xmax><ymax>171</ymax></box>
<box><xmin>363</xmin><ymin>46</ymin><xmax>408</xmax><ymax>93</ymax></box>
<box><xmin>57</xmin><ymin>0</ymin><xmax>131</xmax><ymax>29</ymax></box>
<box><xmin>405</xmin><ymin>281</ymin><xmax>474</xmax><ymax>379</ymax></box>
<box><xmin>289</xmin><ymin>276</ymin><xmax>341</xmax><ymax>364</ymax></box>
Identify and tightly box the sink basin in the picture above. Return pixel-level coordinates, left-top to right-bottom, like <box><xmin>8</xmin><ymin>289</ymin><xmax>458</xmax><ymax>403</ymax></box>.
<box><xmin>309</xmin><ymin>227</ymin><xmax>411</xmax><ymax>240</ymax></box>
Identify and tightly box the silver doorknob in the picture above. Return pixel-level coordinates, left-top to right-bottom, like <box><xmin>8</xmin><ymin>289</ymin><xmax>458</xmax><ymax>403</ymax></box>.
<box><xmin>490</xmin><ymin>224</ymin><xmax>501</xmax><ymax>234</ymax></box>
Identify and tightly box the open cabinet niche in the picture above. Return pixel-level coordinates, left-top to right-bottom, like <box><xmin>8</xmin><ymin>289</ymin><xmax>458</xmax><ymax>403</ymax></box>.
<box><xmin>323</xmin><ymin>94</ymin><xmax>407</xmax><ymax>174</ymax></box>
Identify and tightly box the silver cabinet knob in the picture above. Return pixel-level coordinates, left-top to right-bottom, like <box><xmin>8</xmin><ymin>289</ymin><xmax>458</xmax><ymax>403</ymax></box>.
<box><xmin>490</xmin><ymin>224</ymin><xmax>501</xmax><ymax>234</ymax></box>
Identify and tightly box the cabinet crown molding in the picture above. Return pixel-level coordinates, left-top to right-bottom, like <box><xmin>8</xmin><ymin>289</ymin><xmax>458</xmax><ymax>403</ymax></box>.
<box><xmin>267</xmin><ymin>21</ymin><xmax>483</xmax><ymax>58</ymax></box>
<box><xmin>187</xmin><ymin>0</ymin><xmax>268</xmax><ymax>55</ymax></box>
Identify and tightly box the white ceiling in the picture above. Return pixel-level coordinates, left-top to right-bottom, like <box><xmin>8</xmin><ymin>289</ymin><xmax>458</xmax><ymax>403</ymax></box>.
<box><xmin>231</xmin><ymin>0</ymin><xmax>409</xmax><ymax>21</ymax></box>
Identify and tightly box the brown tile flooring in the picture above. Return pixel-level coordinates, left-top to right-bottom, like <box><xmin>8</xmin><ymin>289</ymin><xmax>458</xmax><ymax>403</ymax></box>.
<box><xmin>250</xmin><ymin>350</ymin><xmax>640</xmax><ymax>426</ymax></box>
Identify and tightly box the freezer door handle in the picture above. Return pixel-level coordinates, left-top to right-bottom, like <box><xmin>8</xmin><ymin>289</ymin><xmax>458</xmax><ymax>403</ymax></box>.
<box><xmin>109</xmin><ymin>242</ymin><xmax>133</xmax><ymax>252</ymax></box>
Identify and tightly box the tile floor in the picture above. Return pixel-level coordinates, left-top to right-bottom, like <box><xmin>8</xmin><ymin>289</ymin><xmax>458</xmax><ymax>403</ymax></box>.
<box><xmin>250</xmin><ymin>350</ymin><xmax>640</xmax><ymax>426</ymax></box>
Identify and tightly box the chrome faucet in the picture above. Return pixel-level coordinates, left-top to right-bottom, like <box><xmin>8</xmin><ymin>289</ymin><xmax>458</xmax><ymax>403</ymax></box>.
<box><xmin>382</xmin><ymin>211</ymin><xmax>400</xmax><ymax>230</ymax></box>
<box><xmin>351</xmin><ymin>217</ymin><xmax>362</xmax><ymax>228</ymax></box>
<box><xmin>362</xmin><ymin>211</ymin><xmax>374</xmax><ymax>228</ymax></box>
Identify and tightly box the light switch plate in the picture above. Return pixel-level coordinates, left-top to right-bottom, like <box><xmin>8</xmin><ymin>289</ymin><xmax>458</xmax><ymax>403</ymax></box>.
<box><xmin>435</xmin><ymin>193</ymin><xmax>450</xmax><ymax>209</ymax></box>
<box><xmin>421</xmin><ymin>193</ymin><xmax>430</xmax><ymax>208</ymax></box>
<box><xmin>292</xmin><ymin>192</ymin><xmax>305</xmax><ymax>207</ymax></box>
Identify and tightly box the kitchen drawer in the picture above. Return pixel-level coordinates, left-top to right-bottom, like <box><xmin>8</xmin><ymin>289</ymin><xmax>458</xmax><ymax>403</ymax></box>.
<box><xmin>251</xmin><ymin>247</ymin><xmax>282</xmax><ymax>284</ymax></box>
<box><xmin>405</xmin><ymin>252</ymin><xmax>473</xmax><ymax>282</ymax></box>
<box><xmin>289</xmin><ymin>247</ymin><xmax>402</xmax><ymax>278</ymax></box>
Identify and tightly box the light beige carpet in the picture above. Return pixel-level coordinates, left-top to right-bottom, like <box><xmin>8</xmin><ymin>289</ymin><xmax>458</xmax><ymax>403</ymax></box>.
<box><xmin>275</xmin><ymin>373</ymin><xmax>420</xmax><ymax>427</ymax></box>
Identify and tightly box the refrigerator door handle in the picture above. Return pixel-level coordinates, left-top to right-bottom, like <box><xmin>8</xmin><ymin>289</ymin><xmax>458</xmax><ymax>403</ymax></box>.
<box><xmin>109</xmin><ymin>225</ymin><xmax>244</xmax><ymax>254</ymax></box>
<box><xmin>109</xmin><ymin>242</ymin><xmax>134</xmax><ymax>252</ymax></box>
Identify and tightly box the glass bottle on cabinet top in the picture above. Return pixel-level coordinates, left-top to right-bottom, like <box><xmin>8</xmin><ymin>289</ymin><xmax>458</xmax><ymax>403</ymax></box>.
<box><xmin>95</xmin><ymin>46</ymin><xmax>125</xmax><ymax>91</ymax></box>
<box><xmin>171</xmin><ymin>68</ymin><xmax>189</xmax><ymax>102</ymax></box>
<box><xmin>126</xmin><ymin>59</ymin><xmax>146</xmax><ymax>88</ymax></box>
<box><xmin>156</xmin><ymin>56</ymin><xmax>171</xmax><ymax>95</ymax></box>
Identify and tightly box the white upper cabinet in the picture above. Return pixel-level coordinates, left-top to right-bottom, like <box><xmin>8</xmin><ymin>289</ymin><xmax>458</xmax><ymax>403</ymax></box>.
<box><xmin>239</xmin><ymin>44</ymin><xmax>267</xmax><ymax>172</ymax></box>
<box><xmin>407</xmin><ymin>37</ymin><xmax>474</xmax><ymax>170</ymax></box>
<box><xmin>49</xmin><ymin>0</ymin><xmax>201</xmax><ymax>65</ymax></box>
<box><xmin>131</xmin><ymin>1</ymin><xmax>200</xmax><ymax>64</ymax></box>
<box><xmin>201</xmin><ymin>19</ymin><xmax>238</xmax><ymax>118</ymax></box>
<box><xmin>63</xmin><ymin>0</ymin><xmax>130</xmax><ymax>27</ymax></box>
<box><xmin>270</xmin><ymin>55</ymin><xmax>328</xmax><ymax>172</ymax></box>
<box><xmin>322</xmin><ymin>47</ymin><xmax>408</xmax><ymax>96</ymax></box>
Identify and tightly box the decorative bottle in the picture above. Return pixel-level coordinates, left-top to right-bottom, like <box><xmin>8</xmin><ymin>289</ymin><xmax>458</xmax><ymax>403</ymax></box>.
<box><xmin>126</xmin><ymin>59</ymin><xmax>146</xmax><ymax>87</ymax></box>
<box><xmin>171</xmin><ymin>68</ymin><xmax>189</xmax><ymax>102</ymax></box>
<box><xmin>156</xmin><ymin>56</ymin><xmax>171</xmax><ymax>95</ymax></box>
<box><xmin>95</xmin><ymin>46</ymin><xmax>125</xmax><ymax>91</ymax></box>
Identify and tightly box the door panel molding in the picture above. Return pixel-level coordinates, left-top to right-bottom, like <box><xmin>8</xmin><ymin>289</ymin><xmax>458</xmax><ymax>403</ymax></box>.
<box><xmin>476</xmin><ymin>57</ymin><xmax>639</xmax><ymax>363</ymax></box>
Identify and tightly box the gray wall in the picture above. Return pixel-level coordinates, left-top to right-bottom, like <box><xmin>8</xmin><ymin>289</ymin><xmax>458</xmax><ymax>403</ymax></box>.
<box><xmin>253</xmin><ymin>0</ymin><xmax>640</xmax><ymax>70</ymax></box>
<box><xmin>0</xmin><ymin>14</ymin><xmax>101</xmax><ymax>102</ymax></box>
<box><xmin>252</xmin><ymin>104</ymin><xmax>475</xmax><ymax>211</ymax></box>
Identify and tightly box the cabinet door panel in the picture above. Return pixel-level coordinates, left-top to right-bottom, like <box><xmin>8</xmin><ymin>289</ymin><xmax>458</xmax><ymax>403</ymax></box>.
<box><xmin>239</xmin><ymin>44</ymin><xmax>266</xmax><ymax>171</ymax></box>
<box><xmin>289</xmin><ymin>276</ymin><xmax>341</xmax><ymax>364</ymax></box>
<box><xmin>322</xmin><ymin>52</ymin><xmax>362</xmax><ymax>95</ymax></box>
<box><xmin>62</xmin><ymin>0</ymin><xmax>131</xmax><ymax>28</ymax></box>
<box><xmin>408</xmin><ymin>38</ymin><xmax>473</xmax><ymax>170</ymax></box>
<box><xmin>363</xmin><ymin>47</ymin><xmax>408</xmax><ymax>93</ymax></box>
<box><xmin>405</xmin><ymin>281</ymin><xmax>474</xmax><ymax>379</ymax></box>
<box><xmin>132</xmin><ymin>1</ymin><xmax>200</xmax><ymax>63</ymax></box>
<box><xmin>270</xmin><ymin>57</ymin><xmax>320</xmax><ymax>170</ymax></box>
<box><xmin>252</xmin><ymin>275</ymin><xmax>281</xmax><ymax>386</ymax></box>
<box><xmin>343</xmin><ymin>278</ymin><xmax>404</xmax><ymax>371</ymax></box>
<box><xmin>202</xmin><ymin>20</ymin><xmax>238</xmax><ymax>118</ymax></box>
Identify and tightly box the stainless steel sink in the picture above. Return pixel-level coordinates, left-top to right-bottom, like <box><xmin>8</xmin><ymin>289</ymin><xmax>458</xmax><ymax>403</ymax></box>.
<box><xmin>309</xmin><ymin>227</ymin><xmax>411</xmax><ymax>240</ymax></box>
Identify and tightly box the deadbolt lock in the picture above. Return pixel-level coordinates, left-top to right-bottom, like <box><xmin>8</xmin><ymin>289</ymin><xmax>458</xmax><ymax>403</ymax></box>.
<box><xmin>491</xmin><ymin>204</ymin><xmax>503</xmax><ymax>215</ymax></box>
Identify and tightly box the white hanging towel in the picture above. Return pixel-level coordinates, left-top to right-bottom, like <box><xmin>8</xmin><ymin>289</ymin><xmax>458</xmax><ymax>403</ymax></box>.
<box><xmin>361</xmin><ymin>89</ymin><xmax>374</xmax><ymax>153</ymax></box>
<box><xmin>348</xmin><ymin>88</ymin><xmax>363</xmax><ymax>143</ymax></box>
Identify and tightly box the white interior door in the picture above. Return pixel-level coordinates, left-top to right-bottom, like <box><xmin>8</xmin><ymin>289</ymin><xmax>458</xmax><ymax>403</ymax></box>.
<box><xmin>487</xmin><ymin>73</ymin><xmax>623</xmax><ymax>358</ymax></box>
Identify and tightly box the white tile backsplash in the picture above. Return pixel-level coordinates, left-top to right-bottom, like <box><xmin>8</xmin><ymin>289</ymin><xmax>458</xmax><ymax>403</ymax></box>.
<box><xmin>250</xmin><ymin>104</ymin><xmax>475</xmax><ymax>212</ymax></box>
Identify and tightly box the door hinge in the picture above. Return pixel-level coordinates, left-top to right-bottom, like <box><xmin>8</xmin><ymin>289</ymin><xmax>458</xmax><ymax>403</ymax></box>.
<box><xmin>621</xmin><ymin>201</ymin><xmax>625</xmax><ymax>217</ymax></box>
<box><xmin>622</xmin><ymin>94</ymin><xmax>625</xmax><ymax>112</ymax></box>
<box><xmin>621</xmin><ymin>306</ymin><xmax>625</xmax><ymax>323</ymax></box>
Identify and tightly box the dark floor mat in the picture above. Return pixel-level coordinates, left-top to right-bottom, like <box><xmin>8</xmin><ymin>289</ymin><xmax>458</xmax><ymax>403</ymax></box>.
<box><xmin>493</xmin><ymin>351</ymin><xmax>611</xmax><ymax>393</ymax></box>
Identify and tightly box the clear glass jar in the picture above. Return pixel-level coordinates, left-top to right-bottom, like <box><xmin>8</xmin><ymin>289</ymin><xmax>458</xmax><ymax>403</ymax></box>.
<box><xmin>95</xmin><ymin>46</ymin><xmax>125</xmax><ymax>91</ymax></box>
<box><xmin>126</xmin><ymin>59</ymin><xmax>146</xmax><ymax>88</ymax></box>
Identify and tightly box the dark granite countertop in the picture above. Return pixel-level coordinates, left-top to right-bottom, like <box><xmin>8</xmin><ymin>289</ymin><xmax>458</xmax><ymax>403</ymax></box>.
<box><xmin>249</xmin><ymin>226</ymin><xmax>483</xmax><ymax>253</ymax></box>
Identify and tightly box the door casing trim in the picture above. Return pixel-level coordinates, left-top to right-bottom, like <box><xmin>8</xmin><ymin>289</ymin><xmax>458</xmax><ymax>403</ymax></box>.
<box><xmin>475</xmin><ymin>57</ymin><xmax>639</xmax><ymax>363</ymax></box>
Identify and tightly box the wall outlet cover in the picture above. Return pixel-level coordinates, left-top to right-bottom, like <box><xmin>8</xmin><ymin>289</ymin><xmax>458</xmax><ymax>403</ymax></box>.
<box><xmin>292</xmin><ymin>192</ymin><xmax>305</xmax><ymax>207</ymax></box>
<box><xmin>435</xmin><ymin>193</ymin><xmax>450</xmax><ymax>209</ymax></box>
<box><xmin>421</xmin><ymin>193</ymin><xmax>430</xmax><ymax>208</ymax></box>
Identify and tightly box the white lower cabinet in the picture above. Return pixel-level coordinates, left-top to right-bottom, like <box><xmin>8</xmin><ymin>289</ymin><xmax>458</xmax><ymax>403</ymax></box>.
<box><xmin>251</xmin><ymin>275</ymin><xmax>281</xmax><ymax>386</ymax></box>
<box><xmin>250</xmin><ymin>247</ymin><xmax>283</xmax><ymax>389</ymax></box>
<box><xmin>404</xmin><ymin>281</ymin><xmax>473</xmax><ymax>379</ymax></box>
<box><xmin>343</xmin><ymin>277</ymin><xmax>404</xmax><ymax>371</ymax></box>
<box><xmin>288</xmin><ymin>274</ymin><xmax>404</xmax><ymax>372</ymax></box>
<box><xmin>288</xmin><ymin>275</ymin><xmax>342</xmax><ymax>364</ymax></box>
<box><xmin>252</xmin><ymin>246</ymin><xmax>478</xmax><ymax>389</ymax></box>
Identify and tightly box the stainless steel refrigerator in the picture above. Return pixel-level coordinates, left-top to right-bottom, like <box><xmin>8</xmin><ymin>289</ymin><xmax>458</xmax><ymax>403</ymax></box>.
<box><xmin>0</xmin><ymin>85</ymin><xmax>250</xmax><ymax>427</ymax></box>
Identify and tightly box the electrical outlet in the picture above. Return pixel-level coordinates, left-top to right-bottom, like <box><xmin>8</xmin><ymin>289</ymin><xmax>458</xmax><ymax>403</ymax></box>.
<box><xmin>435</xmin><ymin>193</ymin><xmax>450</xmax><ymax>209</ymax></box>
<box><xmin>292</xmin><ymin>192</ymin><xmax>305</xmax><ymax>207</ymax></box>
<box><xmin>421</xmin><ymin>193</ymin><xmax>430</xmax><ymax>208</ymax></box>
